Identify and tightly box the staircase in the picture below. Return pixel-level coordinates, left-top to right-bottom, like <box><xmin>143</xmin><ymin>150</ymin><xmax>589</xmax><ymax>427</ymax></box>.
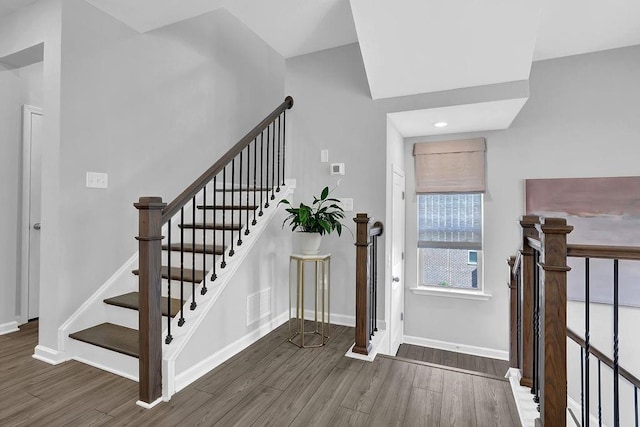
<box><xmin>62</xmin><ymin>97</ymin><xmax>294</xmax><ymax>406</ymax></box>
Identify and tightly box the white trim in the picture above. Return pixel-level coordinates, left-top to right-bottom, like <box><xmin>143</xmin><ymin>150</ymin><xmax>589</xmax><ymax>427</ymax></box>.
<box><xmin>567</xmin><ymin>395</ymin><xmax>606</xmax><ymax>427</ymax></box>
<box><xmin>345</xmin><ymin>328</ymin><xmax>388</xmax><ymax>362</ymax></box>
<box><xmin>19</xmin><ymin>105</ymin><xmax>43</xmax><ymax>325</ymax></box>
<box><xmin>505</xmin><ymin>368</ymin><xmax>539</xmax><ymax>427</ymax></box>
<box><xmin>172</xmin><ymin>311</ymin><xmax>289</xmax><ymax>394</ymax></box>
<box><xmin>0</xmin><ymin>321</ymin><xmax>20</xmax><ymax>335</ymax></box>
<box><xmin>71</xmin><ymin>356</ymin><xmax>138</xmax><ymax>382</ymax></box>
<box><xmin>410</xmin><ymin>285</ymin><xmax>492</xmax><ymax>301</ymax></box>
<box><xmin>32</xmin><ymin>345</ymin><xmax>67</xmax><ymax>365</ymax></box>
<box><xmin>299</xmin><ymin>309</ymin><xmax>386</xmax><ymax>330</ymax></box>
<box><xmin>403</xmin><ymin>334</ymin><xmax>508</xmax><ymax>361</ymax></box>
<box><xmin>136</xmin><ymin>397</ymin><xmax>162</xmax><ymax>409</ymax></box>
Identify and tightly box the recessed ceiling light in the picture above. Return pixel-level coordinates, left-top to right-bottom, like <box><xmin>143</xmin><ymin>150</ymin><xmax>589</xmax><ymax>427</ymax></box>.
<box><xmin>433</xmin><ymin>121</ymin><xmax>448</xmax><ymax>128</ymax></box>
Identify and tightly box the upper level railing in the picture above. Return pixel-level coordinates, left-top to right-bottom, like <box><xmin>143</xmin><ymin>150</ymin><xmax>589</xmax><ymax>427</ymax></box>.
<box><xmin>509</xmin><ymin>215</ymin><xmax>640</xmax><ymax>426</ymax></box>
<box><xmin>135</xmin><ymin>96</ymin><xmax>293</xmax><ymax>405</ymax></box>
<box><xmin>353</xmin><ymin>213</ymin><xmax>383</xmax><ymax>356</ymax></box>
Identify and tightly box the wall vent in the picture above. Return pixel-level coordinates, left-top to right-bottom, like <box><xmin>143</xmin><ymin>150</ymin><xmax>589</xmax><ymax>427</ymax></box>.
<box><xmin>247</xmin><ymin>288</ymin><xmax>271</xmax><ymax>326</ymax></box>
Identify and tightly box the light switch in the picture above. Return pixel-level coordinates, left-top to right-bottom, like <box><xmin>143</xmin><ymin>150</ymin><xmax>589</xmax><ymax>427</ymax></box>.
<box><xmin>86</xmin><ymin>172</ymin><xmax>108</xmax><ymax>189</ymax></box>
<box><xmin>321</xmin><ymin>149</ymin><xmax>329</xmax><ymax>163</ymax></box>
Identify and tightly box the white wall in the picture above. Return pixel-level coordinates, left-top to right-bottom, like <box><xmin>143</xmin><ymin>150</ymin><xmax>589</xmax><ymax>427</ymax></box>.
<box><xmin>0</xmin><ymin>0</ymin><xmax>61</xmax><ymax>332</ymax></box>
<box><xmin>402</xmin><ymin>45</ymin><xmax>640</xmax><ymax>353</ymax></box>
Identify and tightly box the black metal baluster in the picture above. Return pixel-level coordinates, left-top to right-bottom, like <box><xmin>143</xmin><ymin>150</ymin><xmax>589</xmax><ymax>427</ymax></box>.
<box><xmin>276</xmin><ymin>115</ymin><xmax>281</xmax><ymax>193</ymax></box>
<box><xmin>517</xmin><ymin>268</ymin><xmax>522</xmax><ymax>368</ymax></box>
<box><xmin>282</xmin><ymin>110</ymin><xmax>286</xmax><ymax>187</ymax></box>
<box><xmin>373</xmin><ymin>236</ymin><xmax>377</xmax><ymax>332</ymax></box>
<box><xmin>613</xmin><ymin>259</ymin><xmax>620</xmax><ymax>427</ymax></box>
<box><xmin>369</xmin><ymin>242</ymin><xmax>374</xmax><ymax>338</ymax></box>
<box><xmin>201</xmin><ymin>186</ymin><xmax>208</xmax><ymax>295</ymax></box>
<box><xmin>179</xmin><ymin>208</ymin><xmax>185</xmax><ymax>326</ymax></box>
<box><xmin>221</xmin><ymin>168</ymin><xmax>227</xmax><ymax>269</ymax></box>
<box><xmin>271</xmin><ymin>121</ymin><xmax>276</xmax><ymax>200</ymax></box>
<box><xmin>265</xmin><ymin>124</ymin><xmax>270</xmax><ymax>208</ymax></box>
<box><xmin>598</xmin><ymin>360</ymin><xmax>602</xmax><ymax>426</ymax></box>
<box><xmin>253</xmin><ymin>138</ymin><xmax>258</xmax><ymax>225</ymax></box>
<box><xmin>237</xmin><ymin>151</ymin><xmax>244</xmax><ymax>246</ymax></box>
<box><xmin>585</xmin><ymin>258</ymin><xmax>591</xmax><ymax>424</ymax></box>
<box><xmin>211</xmin><ymin>177</ymin><xmax>218</xmax><ymax>281</ymax></box>
<box><xmin>259</xmin><ymin>132</ymin><xmax>264</xmax><ymax>216</ymax></box>
<box><xmin>165</xmin><ymin>225</ymin><xmax>173</xmax><ymax>344</ymax></box>
<box><xmin>229</xmin><ymin>159</ymin><xmax>236</xmax><ymax>257</ymax></box>
<box><xmin>581</xmin><ymin>347</ymin><xmax>585</xmax><ymax>427</ymax></box>
<box><xmin>190</xmin><ymin>196</ymin><xmax>197</xmax><ymax>310</ymax></box>
<box><xmin>634</xmin><ymin>386</ymin><xmax>638</xmax><ymax>427</ymax></box>
<box><xmin>245</xmin><ymin>144</ymin><xmax>251</xmax><ymax>236</ymax></box>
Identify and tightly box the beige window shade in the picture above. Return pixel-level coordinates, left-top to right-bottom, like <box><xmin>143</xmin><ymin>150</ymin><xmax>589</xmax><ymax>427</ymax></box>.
<box><xmin>413</xmin><ymin>138</ymin><xmax>486</xmax><ymax>194</ymax></box>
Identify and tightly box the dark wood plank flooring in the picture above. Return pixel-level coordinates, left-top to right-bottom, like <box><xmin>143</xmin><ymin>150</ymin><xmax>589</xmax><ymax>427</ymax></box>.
<box><xmin>1</xmin><ymin>321</ymin><xmax>520</xmax><ymax>426</ymax></box>
<box><xmin>397</xmin><ymin>343</ymin><xmax>510</xmax><ymax>378</ymax></box>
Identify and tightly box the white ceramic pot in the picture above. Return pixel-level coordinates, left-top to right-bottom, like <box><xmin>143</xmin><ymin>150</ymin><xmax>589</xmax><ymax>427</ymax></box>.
<box><xmin>298</xmin><ymin>232</ymin><xmax>322</xmax><ymax>255</ymax></box>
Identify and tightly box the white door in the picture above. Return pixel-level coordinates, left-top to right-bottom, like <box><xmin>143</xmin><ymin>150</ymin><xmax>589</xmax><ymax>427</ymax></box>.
<box><xmin>390</xmin><ymin>167</ymin><xmax>405</xmax><ymax>355</ymax></box>
<box><xmin>22</xmin><ymin>105</ymin><xmax>43</xmax><ymax>321</ymax></box>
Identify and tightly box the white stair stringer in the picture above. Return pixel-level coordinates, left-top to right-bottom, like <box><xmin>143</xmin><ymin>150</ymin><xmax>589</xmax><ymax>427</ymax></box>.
<box><xmin>162</xmin><ymin>181</ymin><xmax>295</xmax><ymax>399</ymax></box>
<box><xmin>58</xmin><ymin>180</ymin><xmax>295</xmax><ymax>395</ymax></box>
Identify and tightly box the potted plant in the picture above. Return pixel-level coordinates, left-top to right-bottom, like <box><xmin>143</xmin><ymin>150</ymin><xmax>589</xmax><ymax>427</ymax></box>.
<box><xmin>279</xmin><ymin>186</ymin><xmax>348</xmax><ymax>255</ymax></box>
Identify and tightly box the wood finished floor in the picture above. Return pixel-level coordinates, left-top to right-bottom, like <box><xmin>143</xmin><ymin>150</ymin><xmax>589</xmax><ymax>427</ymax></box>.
<box><xmin>1</xmin><ymin>321</ymin><xmax>520</xmax><ymax>426</ymax></box>
<box><xmin>396</xmin><ymin>344</ymin><xmax>511</xmax><ymax>378</ymax></box>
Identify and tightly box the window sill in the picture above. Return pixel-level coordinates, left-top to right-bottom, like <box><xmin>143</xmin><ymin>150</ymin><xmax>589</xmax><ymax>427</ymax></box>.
<box><xmin>410</xmin><ymin>286</ymin><xmax>492</xmax><ymax>301</ymax></box>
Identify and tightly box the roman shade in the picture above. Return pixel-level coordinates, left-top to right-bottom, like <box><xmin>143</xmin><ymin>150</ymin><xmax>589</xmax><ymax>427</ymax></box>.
<box><xmin>413</xmin><ymin>138</ymin><xmax>486</xmax><ymax>193</ymax></box>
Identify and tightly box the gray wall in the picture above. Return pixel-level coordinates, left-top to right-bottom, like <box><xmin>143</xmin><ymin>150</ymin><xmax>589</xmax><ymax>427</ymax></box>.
<box><xmin>285</xmin><ymin>43</ymin><xmax>525</xmax><ymax>321</ymax></box>
<box><xmin>287</xmin><ymin>42</ymin><xmax>639</xmax><ymax>354</ymax></box>
<box><xmin>403</xmin><ymin>46</ymin><xmax>640</xmax><ymax>352</ymax></box>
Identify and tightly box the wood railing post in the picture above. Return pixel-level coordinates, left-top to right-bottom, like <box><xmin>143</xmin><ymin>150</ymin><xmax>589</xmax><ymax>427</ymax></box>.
<box><xmin>536</xmin><ymin>217</ymin><xmax>572</xmax><ymax>427</ymax></box>
<box><xmin>353</xmin><ymin>213</ymin><xmax>371</xmax><ymax>355</ymax></box>
<box><xmin>135</xmin><ymin>196</ymin><xmax>166</xmax><ymax>405</ymax></box>
<box><xmin>507</xmin><ymin>256</ymin><xmax>518</xmax><ymax>368</ymax></box>
<box><xmin>519</xmin><ymin>215</ymin><xmax>539</xmax><ymax>388</ymax></box>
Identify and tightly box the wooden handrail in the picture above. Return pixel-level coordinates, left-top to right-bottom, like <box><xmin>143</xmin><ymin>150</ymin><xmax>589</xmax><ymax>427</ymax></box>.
<box><xmin>567</xmin><ymin>328</ymin><xmax>640</xmax><ymax>389</ymax></box>
<box><xmin>567</xmin><ymin>244</ymin><xmax>640</xmax><ymax>260</ymax></box>
<box><xmin>161</xmin><ymin>96</ymin><xmax>293</xmax><ymax>223</ymax></box>
<box><xmin>369</xmin><ymin>221</ymin><xmax>383</xmax><ymax>237</ymax></box>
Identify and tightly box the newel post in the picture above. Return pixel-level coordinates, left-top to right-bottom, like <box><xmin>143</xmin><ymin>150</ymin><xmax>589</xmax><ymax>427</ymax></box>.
<box><xmin>507</xmin><ymin>256</ymin><xmax>518</xmax><ymax>368</ymax></box>
<box><xmin>135</xmin><ymin>196</ymin><xmax>166</xmax><ymax>405</ymax></box>
<box><xmin>536</xmin><ymin>217</ymin><xmax>572</xmax><ymax>427</ymax></box>
<box><xmin>353</xmin><ymin>213</ymin><xmax>371</xmax><ymax>355</ymax></box>
<box><xmin>519</xmin><ymin>215</ymin><xmax>539</xmax><ymax>388</ymax></box>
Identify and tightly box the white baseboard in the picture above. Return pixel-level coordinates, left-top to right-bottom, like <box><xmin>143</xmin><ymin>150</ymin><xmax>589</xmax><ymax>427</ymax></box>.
<box><xmin>299</xmin><ymin>309</ymin><xmax>386</xmax><ymax>331</ymax></box>
<box><xmin>173</xmin><ymin>311</ymin><xmax>289</xmax><ymax>394</ymax></box>
<box><xmin>0</xmin><ymin>321</ymin><xmax>19</xmax><ymax>335</ymax></box>
<box><xmin>505</xmin><ymin>368</ymin><xmax>538</xmax><ymax>427</ymax></box>
<box><xmin>345</xmin><ymin>328</ymin><xmax>387</xmax><ymax>362</ymax></box>
<box><xmin>567</xmin><ymin>395</ymin><xmax>605</xmax><ymax>427</ymax></box>
<box><xmin>32</xmin><ymin>345</ymin><xmax>67</xmax><ymax>365</ymax></box>
<box><xmin>403</xmin><ymin>334</ymin><xmax>509</xmax><ymax>361</ymax></box>
<box><xmin>136</xmin><ymin>397</ymin><xmax>162</xmax><ymax>409</ymax></box>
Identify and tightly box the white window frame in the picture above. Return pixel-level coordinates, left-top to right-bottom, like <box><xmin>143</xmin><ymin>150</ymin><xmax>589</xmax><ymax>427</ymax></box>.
<box><xmin>411</xmin><ymin>193</ymin><xmax>491</xmax><ymax>301</ymax></box>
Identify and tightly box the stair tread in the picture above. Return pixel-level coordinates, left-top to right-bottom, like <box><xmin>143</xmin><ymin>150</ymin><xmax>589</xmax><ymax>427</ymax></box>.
<box><xmin>104</xmin><ymin>292</ymin><xmax>182</xmax><ymax>318</ymax></box>
<box><xmin>179</xmin><ymin>223</ymin><xmax>243</xmax><ymax>231</ymax></box>
<box><xmin>132</xmin><ymin>266</ymin><xmax>205</xmax><ymax>283</ymax></box>
<box><xmin>197</xmin><ymin>204</ymin><xmax>259</xmax><ymax>211</ymax></box>
<box><xmin>162</xmin><ymin>242</ymin><xmax>225</xmax><ymax>255</ymax></box>
<box><xmin>69</xmin><ymin>323</ymin><xmax>138</xmax><ymax>358</ymax></box>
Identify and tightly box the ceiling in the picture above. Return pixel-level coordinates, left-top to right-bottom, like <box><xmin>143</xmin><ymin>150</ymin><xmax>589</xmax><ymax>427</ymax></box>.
<box><xmin>3</xmin><ymin>0</ymin><xmax>638</xmax><ymax>136</ymax></box>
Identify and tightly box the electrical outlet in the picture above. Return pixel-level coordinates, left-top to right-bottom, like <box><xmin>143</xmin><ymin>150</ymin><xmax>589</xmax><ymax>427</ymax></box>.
<box><xmin>86</xmin><ymin>172</ymin><xmax>108</xmax><ymax>189</ymax></box>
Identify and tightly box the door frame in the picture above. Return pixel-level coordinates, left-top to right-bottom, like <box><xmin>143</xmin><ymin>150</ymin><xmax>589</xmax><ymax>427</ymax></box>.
<box><xmin>388</xmin><ymin>164</ymin><xmax>405</xmax><ymax>355</ymax></box>
<box><xmin>19</xmin><ymin>104</ymin><xmax>43</xmax><ymax>325</ymax></box>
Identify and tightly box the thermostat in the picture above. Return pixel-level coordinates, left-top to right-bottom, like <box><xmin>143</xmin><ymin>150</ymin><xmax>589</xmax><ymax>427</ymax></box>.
<box><xmin>330</xmin><ymin>163</ymin><xmax>345</xmax><ymax>175</ymax></box>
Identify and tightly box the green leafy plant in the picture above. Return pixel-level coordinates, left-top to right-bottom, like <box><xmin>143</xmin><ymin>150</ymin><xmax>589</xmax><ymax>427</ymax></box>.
<box><xmin>279</xmin><ymin>186</ymin><xmax>348</xmax><ymax>236</ymax></box>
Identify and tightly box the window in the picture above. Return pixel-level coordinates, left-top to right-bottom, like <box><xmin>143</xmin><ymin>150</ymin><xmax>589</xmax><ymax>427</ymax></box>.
<box><xmin>417</xmin><ymin>193</ymin><xmax>482</xmax><ymax>290</ymax></box>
